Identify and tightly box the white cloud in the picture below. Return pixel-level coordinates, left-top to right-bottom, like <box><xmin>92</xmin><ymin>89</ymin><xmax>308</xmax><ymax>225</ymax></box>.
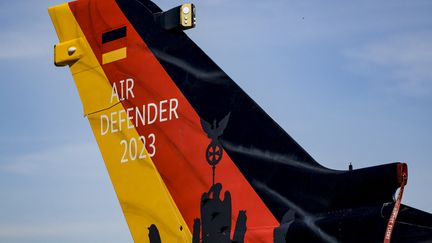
<box><xmin>0</xmin><ymin>36</ymin><xmax>44</xmax><ymax>60</ymax></box>
<box><xmin>0</xmin><ymin>142</ymin><xmax>104</xmax><ymax>178</ymax></box>
<box><xmin>0</xmin><ymin>141</ymin><xmax>129</xmax><ymax>242</ymax></box>
<box><xmin>0</xmin><ymin>0</ymin><xmax>59</xmax><ymax>60</ymax></box>
<box><xmin>0</xmin><ymin>24</ymin><xmax>55</xmax><ymax>60</ymax></box>
<box><xmin>345</xmin><ymin>32</ymin><xmax>432</xmax><ymax>96</ymax></box>
<box><xmin>0</xmin><ymin>221</ymin><xmax>123</xmax><ymax>238</ymax></box>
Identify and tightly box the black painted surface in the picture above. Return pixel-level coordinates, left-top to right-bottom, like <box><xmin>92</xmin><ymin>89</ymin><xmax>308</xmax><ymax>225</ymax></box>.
<box><xmin>113</xmin><ymin>0</ymin><xmax>432</xmax><ymax>241</ymax></box>
<box><xmin>102</xmin><ymin>26</ymin><xmax>127</xmax><ymax>43</ymax></box>
<box><xmin>192</xmin><ymin>183</ymin><xmax>247</xmax><ymax>243</ymax></box>
<box><xmin>115</xmin><ymin>0</ymin><xmax>399</xmax><ymax>215</ymax></box>
<box><xmin>148</xmin><ymin>224</ymin><xmax>162</xmax><ymax>243</ymax></box>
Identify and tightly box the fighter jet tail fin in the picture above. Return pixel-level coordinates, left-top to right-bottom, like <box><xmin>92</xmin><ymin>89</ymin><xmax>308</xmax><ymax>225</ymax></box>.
<box><xmin>49</xmin><ymin>0</ymin><xmax>432</xmax><ymax>242</ymax></box>
<box><xmin>49</xmin><ymin>2</ymin><xmax>193</xmax><ymax>242</ymax></box>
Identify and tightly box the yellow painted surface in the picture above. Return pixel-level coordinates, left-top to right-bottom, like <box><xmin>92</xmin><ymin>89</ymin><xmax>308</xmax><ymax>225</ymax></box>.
<box><xmin>49</xmin><ymin>3</ymin><xmax>110</xmax><ymax>115</ymax></box>
<box><xmin>180</xmin><ymin>3</ymin><xmax>195</xmax><ymax>29</ymax></box>
<box><xmin>54</xmin><ymin>38</ymin><xmax>84</xmax><ymax>66</ymax></box>
<box><xmin>48</xmin><ymin>3</ymin><xmax>191</xmax><ymax>243</ymax></box>
<box><xmin>102</xmin><ymin>47</ymin><xmax>127</xmax><ymax>64</ymax></box>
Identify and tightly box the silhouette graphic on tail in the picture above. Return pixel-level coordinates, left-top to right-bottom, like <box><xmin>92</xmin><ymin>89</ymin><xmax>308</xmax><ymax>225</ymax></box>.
<box><xmin>148</xmin><ymin>224</ymin><xmax>162</xmax><ymax>243</ymax></box>
<box><xmin>49</xmin><ymin>0</ymin><xmax>432</xmax><ymax>241</ymax></box>
<box><xmin>193</xmin><ymin>114</ymin><xmax>247</xmax><ymax>243</ymax></box>
<box><xmin>201</xmin><ymin>113</ymin><xmax>230</xmax><ymax>186</ymax></box>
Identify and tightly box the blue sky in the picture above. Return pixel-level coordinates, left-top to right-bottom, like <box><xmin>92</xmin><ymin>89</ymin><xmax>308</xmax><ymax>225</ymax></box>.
<box><xmin>0</xmin><ymin>0</ymin><xmax>431</xmax><ymax>242</ymax></box>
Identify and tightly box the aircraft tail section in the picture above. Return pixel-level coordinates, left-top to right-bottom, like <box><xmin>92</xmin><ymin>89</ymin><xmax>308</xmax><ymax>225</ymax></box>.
<box><xmin>113</xmin><ymin>0</ymin><xmax>407</xmax><ymax>217</ymax></box>
<box><xmin>49</xmin><ymin>3</ymin><xmax>192</xmax><ymax>242</ymax></box>
<box><xmin>49</xmin><ymin>0</ymin><xmax>430</xmax><ymax>242</ymax></box>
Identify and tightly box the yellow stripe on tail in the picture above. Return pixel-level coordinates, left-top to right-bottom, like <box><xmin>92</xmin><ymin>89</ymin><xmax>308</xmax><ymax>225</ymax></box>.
<box><xmin>48</xmin><ymin>3</ymin><xmax>191</xmax><ymax>242</ymax></box>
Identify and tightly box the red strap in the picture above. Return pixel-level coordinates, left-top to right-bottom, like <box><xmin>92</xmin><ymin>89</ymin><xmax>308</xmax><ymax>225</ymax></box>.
<box><xmin>383</xmin><ymin>173</ymin><xmax>407</xmax><ymax>243</ymax></box>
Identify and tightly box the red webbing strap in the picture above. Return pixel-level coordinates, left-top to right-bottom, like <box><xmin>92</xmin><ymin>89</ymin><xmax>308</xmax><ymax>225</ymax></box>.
<box><xmin>383</xmin><ymin>170</ymin><xmax>407</xmax><ymax>243</ymax></box>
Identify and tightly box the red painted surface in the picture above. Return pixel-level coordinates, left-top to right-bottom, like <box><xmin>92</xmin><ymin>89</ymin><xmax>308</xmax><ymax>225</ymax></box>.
<box><xmin>69</xmin><ymin>0</ymin><xmax>278</xmax><ymax>241</ymax></box>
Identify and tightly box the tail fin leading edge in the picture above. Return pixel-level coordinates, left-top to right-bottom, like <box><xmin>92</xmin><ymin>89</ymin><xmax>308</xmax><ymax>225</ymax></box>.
<box><xmin>49</xmin><ymin>3</ymin><xmax>192</xmax><ymax>242</ymax></box>
<box><xmin>49</xmin><ymin>0</ymin><xmax>415</xmax><ymax>242</ymax></box>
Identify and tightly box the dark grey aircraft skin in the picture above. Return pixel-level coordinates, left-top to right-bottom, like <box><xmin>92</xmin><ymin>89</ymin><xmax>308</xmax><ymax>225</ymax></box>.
<box><xmin>57</xmin><ymin>0</ymin><xmax>432</xmax><ymax>241</ymax></box>
<box><xmin>116</xmin><ymin>0</ymin><xmax>432</xmax><ymax>242</ymax></box>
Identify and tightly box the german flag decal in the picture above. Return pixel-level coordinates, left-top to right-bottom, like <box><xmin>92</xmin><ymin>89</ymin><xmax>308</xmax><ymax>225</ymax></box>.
<box><xmin>101</xmin><ymin>26</ymin><xmax>127</xmax><ymax>64</ymax></box>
